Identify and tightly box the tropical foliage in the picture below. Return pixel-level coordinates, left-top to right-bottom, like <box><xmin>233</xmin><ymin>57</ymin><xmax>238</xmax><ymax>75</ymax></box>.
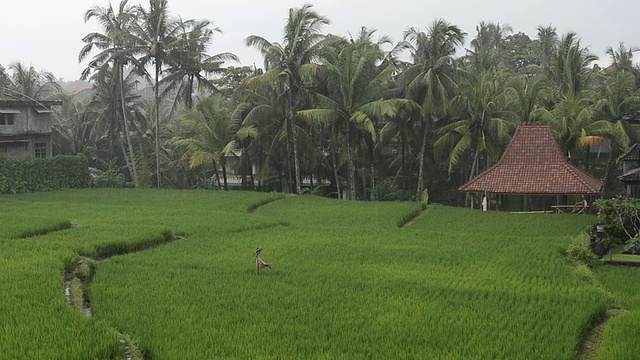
<box><xmin>1</xmin><ymin>2</ymin><xmax>638</xmax><ymax>201</ymax></box>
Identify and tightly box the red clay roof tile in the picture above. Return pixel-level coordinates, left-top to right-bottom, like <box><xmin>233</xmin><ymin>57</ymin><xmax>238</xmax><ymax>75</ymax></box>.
<box><xmin>458</xmin><ymin>124</ymin><xmax>603</xmax><ymax>194</ymax></box>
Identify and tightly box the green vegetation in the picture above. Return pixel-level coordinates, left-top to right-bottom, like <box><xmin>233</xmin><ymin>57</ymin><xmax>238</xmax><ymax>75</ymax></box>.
<box><xmin>1</xmin><ymin>2</ymin><xmax>633</xmax><ymax>202</ymax></box>
<box><xmin>594</xmin><ymin>267</ymin><xmax>640</xmax><ymax>359</ymax></box>
<box><xmin>2</xmin><ymin>189</ymin><xmax>628</xmax><ymax>358</ymax></box>
<box><xmin>0</xmin><ymin>154</ymin><xmax>89</xmax><ymax>194</ymax></box>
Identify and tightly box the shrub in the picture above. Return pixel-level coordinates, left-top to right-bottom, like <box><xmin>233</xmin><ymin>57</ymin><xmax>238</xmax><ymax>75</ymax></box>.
<box><xmin>594</xmin><ymin>197</ymin><xmax>640</xmax><ymax>255</ymax></box>
<box><xmin>371</xmin><ymin>179</ymin><xmax>412</xmax><ymax>201</ymax></box>
<box><xmin>0</xmin><ymin>154</ymin><xmax>89</xmax><ymax>194</ymax></box>
<box><xmin>566</xmin><ymin>235</ymin><xmax>601</xmax><ymax>268</ymax></box>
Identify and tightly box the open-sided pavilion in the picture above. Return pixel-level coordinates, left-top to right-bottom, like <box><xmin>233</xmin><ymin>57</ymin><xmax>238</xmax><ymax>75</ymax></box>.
<box><xmin>458</xmin><ymin>123</ymin><xmax>603</xmax><ymax>212</ymax></box>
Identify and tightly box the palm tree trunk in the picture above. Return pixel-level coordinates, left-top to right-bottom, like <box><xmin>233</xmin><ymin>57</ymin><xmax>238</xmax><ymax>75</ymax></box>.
<box><xmin>119</xmin><ymin>66</ymin><xmax>138</xmax><ymax>186</ymax></box>
<box><xmin>370</xmin><ymin>147</ymin><xmax>376</xmax><ymax>201</ymax></box>
<box><xmin>212</xmin><ymin>161</ymin><xmax>222</xmax><ymax>189</ymax></box>
<box><xmin>332</xmin><ymin>144</ymin><xmax>342</xmax><ymax>199</ymax></box>
<box><xmin>331</xmin><ymin>124</ymin><xmax>342</xmax><ymax>200</ymax></box>
<box><xmin>290</xmin><ymin>109</ymin><xmax>302</xmax><ymax>195</ymax></box>
<box><xmin>347</xmin><ymin>125</ymin><xmax>356</xmax><ymax>200</ymax></box>
<box><xmin>415</xmin><ymin>122</ymin><xmax>428</xmax><ymax>201</ymax></box>
<box><xmin>222</xmin><ymin>161</ymin><xmax>228</xmax><ymax>191</ymax></box>
<box><xmin>155</xmin><ymin>61</ymin><xmax>162</xmax><ymax>189</ymax></box>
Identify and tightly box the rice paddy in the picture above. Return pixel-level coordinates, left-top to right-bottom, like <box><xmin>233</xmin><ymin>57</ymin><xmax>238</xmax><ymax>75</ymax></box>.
<box><xmin>0</xmin><ymin>189</ymin><xmax>634</xmax><ymax>359</ymax></box>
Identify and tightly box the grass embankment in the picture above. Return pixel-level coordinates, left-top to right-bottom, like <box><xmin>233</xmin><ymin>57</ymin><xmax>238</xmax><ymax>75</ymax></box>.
<box><xmin>594</xmin><ymin>267</ymin><xmax>640</xmax><ymax>359</ymax></box>
<box><xmin>0</xmin><ymin>189</ymin><xmax>617</xmax><ymax>358</ymax></box>
<box><xmin>0</xmin><ymin>189</ymin><xmax>283</xmax><ymax>359</ymax></box>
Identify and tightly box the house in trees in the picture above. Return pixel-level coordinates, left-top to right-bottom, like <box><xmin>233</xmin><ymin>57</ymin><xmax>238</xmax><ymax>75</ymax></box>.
<box><xmin>618</xmin><ymin>144</ymin><xmax>640</xmax><ymax>196</ymax></box>
<box><xmin>459</xmin><ymin>123</ymin><xmax>603</xmax><ymax>212</ymax></box>
<box><xmin>0</xmin><ymin>92</ymin><xmax>61</xmax><ymax>159</ymax></box>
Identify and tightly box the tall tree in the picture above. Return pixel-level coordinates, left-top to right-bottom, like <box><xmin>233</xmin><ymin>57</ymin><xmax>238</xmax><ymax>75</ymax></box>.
<box><xmin>7</xmin><ymin>62</ymin><xmax>60</xmax><ymax>100</ymax></box>
<box><xmin>435</xmin><ymin>71</ymin><xmax>515</xmax><ymax>180</ymax></box>
<box><xmin>132</xmin><ymin>0</ymin><xmax>176</xmax><ymax>188</ymax></box>
<box><xmin>398</xmin><ymin>19</ymin><xmax>466</xmax><ymax>201</ymax></box>
<box><xmin>79</xmin><ymin>0</ymin><xmax>140</xmax><ymax>185</ymax></box>
<box><xmin>161</xmin><ymin>18</ymin><xmax>239</xmax><ymax>111</ymax></box>
<box><xmin>168</xmin><ymin>94</ymin><xmax>256</xmax><ymax>190</ymax></box>
<box><xmin>245</xmin><ymin>3</ymin><xmax>330</xmax><ymax>194</ymax></box>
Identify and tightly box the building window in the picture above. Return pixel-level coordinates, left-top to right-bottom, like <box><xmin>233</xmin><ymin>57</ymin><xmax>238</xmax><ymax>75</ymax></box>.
<box><xmin>0</xmin><ymin>114</ymin><xmax>14</xmax><ymax>125</ymax></box>
<box><xmin>35</xmin><ymin>143</ymin><xmax>47</xmax><ymax>158</ymax></box>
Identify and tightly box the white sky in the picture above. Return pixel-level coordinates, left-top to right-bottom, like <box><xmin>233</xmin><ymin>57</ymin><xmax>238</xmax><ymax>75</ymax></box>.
<box><xmin>1</xmin><ymin>0</ymin><xmax>638</xmax><ymax>81</ymax></box>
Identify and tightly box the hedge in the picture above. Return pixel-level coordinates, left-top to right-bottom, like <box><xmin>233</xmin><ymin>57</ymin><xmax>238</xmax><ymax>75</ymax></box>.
<box><xmin>0</xmin><ymin>154</ymin><xmax>90</xmax><ymax>194</ymax></box>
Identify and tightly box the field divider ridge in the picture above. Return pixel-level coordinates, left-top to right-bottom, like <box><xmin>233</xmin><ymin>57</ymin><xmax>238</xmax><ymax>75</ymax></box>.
<box><xmin>63</xmin><ymin>231</ymin><xmax>183</xmax><ymax>359</ymax></box>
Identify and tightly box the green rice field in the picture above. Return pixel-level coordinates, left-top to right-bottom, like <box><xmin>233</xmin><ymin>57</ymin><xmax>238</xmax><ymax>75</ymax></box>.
<box><xmin>1</xmin><ymin>189</ymin><xmax>636</xmax><ymax>359</ymax></box>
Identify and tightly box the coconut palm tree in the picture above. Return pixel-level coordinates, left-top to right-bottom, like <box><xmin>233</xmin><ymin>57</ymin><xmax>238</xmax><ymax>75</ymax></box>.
<box><xmin>7</xmin><ymin>62</ymin><xmax>61</xmax><ymax>100</ymax></box>
<box><xmin>245</xmin><ymin>3</ymin><xmax>330</xmax><ymax>194</ymax></box>
<box><xmin>554</xmin><ymin>32</ymin><xmax>598</xmax><ymax>96</ymax></box>
<box><xmin>85</xmin><ymin>64</ymin><xmax>142</xmax><ymax>177</ymax></box>
<box><xmin>168</xmin><ymin>94</ymin><xmax>256</xmax><ymax>190</ymax></box>
<box><xmin>79</xmin><ymin>0</ymin><xmax>141</xmax><ymax>185</ymax></box>
<box><xmin>398</xmin><ymin>19</ymin><xmax>466</xmax><ymax>201</ymax></box>
<box><xmin>237</xmin><ymin>71</ymin><xmax>295</xmax><ymax>191</ymax></box>
<box><xmin>161</xmin><ymin>18</ymin><xmax>239</xmax><ymax>111</ymax></box>
<box><xmin>130</xmin><ymin>0</ymin><xmax>176</xmax><ymax>188</ymax></box>
<box><xmin>506</xmin><ymin>75</ymin><xmax>552</xmax><ymax>123</ymax></box>
<box><xmin>532</xmin><ymin>90</ymin><xmax>611</xmax><ymax>157</ymax></box>
<box><xmin>298</xmin><ymin>28</ymin><xmax>418</xmax><ymax>200</ymax></box>
<box><xmin>435</xmin><ymin>71</ymin><xmax>516</xmax><ymax>179</ymax></box>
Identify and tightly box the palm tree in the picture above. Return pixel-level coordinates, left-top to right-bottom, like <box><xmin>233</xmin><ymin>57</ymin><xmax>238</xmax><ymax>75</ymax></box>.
<box><xmin>398</xmin><ymin>19</ymin><xmax>466</xmax><ymax>201</ymax></box>
<box><xmin>435</xmin><ymin>71</ymin><xmax>515</xmax><ymax>180</ymax></box>
<box><xmin>52</xmin><ymin>95</ymin><xmax>95</xmax><ymax>156</ymax></box>
<box><xmin>245</xmin><ymin>3</ymin><xmax>330</xmax><ymax>194</ymax></box>
<box><xmin>238</xmin><ymin>71</ymin><xmax>295</xmax><ymax>191</ymax></box>
<box><xmin>532</xmin><ymin>90</ymin><xmax>611</xmax><ymax>157</ymax></box>
<box><xmin>168</xmin><ymin>94</ymin><xmax>256</xmax><ymax>190</ymax></box>
<box><xmin>466</xmin><ymin>21</ymin><xmax>512</xmax><ymax>72</ymax></box>
<box><xmin>79</xmin><ymin>0</ymin><xmax>140</xmax><ymax>185</ymax></box>
<box><xmin>7</xmin><ymin>62</ymin><xmax>60</xmax><ymax>100</ymax></box>
<box><xmin>606</xmin><ymin>42</ymin><xmax>638</xmax><ymax>71</ymax></box>
<box><xmin>506</xmin><ymin>75</ymin><xmax>552</xmax><ymax>123</ymax></box>
<box><xmin>553</xmin><ymin>32</ymin><xmax>598</xmax><ymax>96</ymax></box>
<box><xmin>535</xmin><ymin>25</ymin><xmax>558</xmax><ymax>78</ymax></box>
<box><xmin>161</xmin><ymin>18</ymin><xmax>239</xmax><ymax>111</ymax></box>
<box><xmin>298</xmin><ymin>28</ymin><xmax>417</xmax><ymax>200</ymax></box>
<box><xmin>131</xmin><ymin>0</ymin><xmax>176</xmax><ymax>188</ymax></box>
<box><xmin>85</xmin><ymin>64</ymin><xmax>142</xmax><ymax>177</ymax></box>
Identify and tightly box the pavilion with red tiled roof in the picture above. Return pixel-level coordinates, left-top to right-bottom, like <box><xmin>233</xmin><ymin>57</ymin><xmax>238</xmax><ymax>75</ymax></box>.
<box><xmin>459</xmin><ymin>124</ymin><xmax>603</xmax><ymax>211</ymax></box>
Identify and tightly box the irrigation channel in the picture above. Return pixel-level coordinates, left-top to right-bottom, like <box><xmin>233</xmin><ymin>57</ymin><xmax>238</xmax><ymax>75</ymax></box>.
<box><xmin>58</xmin><ymin>197</ymin><xmax>621</xmax><ymax>359</ymax></box>
<box><xmin>62</xmin><ymin>197</ymin><xmax>285</xmax><ymax>359</ymax></box>
<box><xmin>64</xmin><ymin>232</ymin><xmax>183</xmax><ymax>359</ymax></box>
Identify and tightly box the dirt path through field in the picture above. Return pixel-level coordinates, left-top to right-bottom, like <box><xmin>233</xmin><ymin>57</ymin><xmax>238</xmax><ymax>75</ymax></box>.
<box><xmin>575</xmin><ymin>309</ymin><xmax>623</xmax><ymax>360</ymax></box>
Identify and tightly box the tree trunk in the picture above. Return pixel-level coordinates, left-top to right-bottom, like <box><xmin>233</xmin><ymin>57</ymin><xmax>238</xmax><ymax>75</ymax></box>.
<box><xmin>212</xmin><ymin>161</ymin><xmax>222</xmax><ymax>190</ymax></box>
<box><xmin>248</xmin><ymin>157</ymin><xmax>255</xmax><ymax>190</ymax></box>
<box><xmin>415</xmin><ymin>122</ymin><xmax>428</xmax><ymax>201</ymax></box>
<box><xmin>362</xmin><ymin>165</ymin><xmax>367</xmax><ymax>201</ymax></box>
<box><xmin>222</xmin><ymin>162</ymin><xmax>229</xmax><ymax>191</ymax></box>
<box><xmin>289</xmin><ymin>107</ymin><xmax>302</xmax><ymax>195</ymax></box>
<box><xmin>155</xmin><ymin>61</ymin><xmax>162</xmax><ymax>189</ymax></box>
<box><xmin>370</xmin><ymin>158</ymin><xmax>376</xmax><ymax>201</ymax></box>
<box><xmin>119</xmin><ymin>66</ymin><xmax>138</xmax><ymax>186</ymax></box>
<box><xmin>331</xmin><ymin>124</ymin><xmax>342</xmax><ymax>200</ymax></box>
<box><xmin>346</xmin><ymin>125</ymin><xmax>356</xmax><ymax>200</ymax></box>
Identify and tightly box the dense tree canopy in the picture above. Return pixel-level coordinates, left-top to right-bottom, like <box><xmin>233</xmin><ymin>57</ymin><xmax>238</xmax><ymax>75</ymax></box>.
<box><xmin>3</xmin><ymin>1</ymin><xmax>639</xmax><ymax>203</ymax></box>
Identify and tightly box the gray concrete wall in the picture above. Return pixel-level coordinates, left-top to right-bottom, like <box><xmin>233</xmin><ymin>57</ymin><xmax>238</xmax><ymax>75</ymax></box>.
<box><xmin>0</xmin><ymin>106</ymin><xmax>52</xmax><ymax>136</ymax></box>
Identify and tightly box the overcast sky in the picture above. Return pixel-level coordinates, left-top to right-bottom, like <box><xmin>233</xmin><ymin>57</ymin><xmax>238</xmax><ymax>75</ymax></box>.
<box><xmin>1</xmin><ymin>0</ymin><xmax>638</xmax><ymax>81</ymax></box>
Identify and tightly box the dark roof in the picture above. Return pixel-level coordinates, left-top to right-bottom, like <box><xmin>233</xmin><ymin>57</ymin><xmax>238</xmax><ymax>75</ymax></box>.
<box><xmin>619</xmin><ymin>143</ymin><xmax>640</xmax><ymax>161</ymax></box>
<box><xmin>459</xmin><ymin>124</ymin><xmax>603</xmax><ymax>195</ymax></box>
<box><xmin>0</xmin><ymin>91</ymin><xmax>62</xmax><ymax>107</ymax></box>
<box><xmin>619</xmin><ymin>167</ymin><xmax>640</xmax><ymax>183</ymax></box>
